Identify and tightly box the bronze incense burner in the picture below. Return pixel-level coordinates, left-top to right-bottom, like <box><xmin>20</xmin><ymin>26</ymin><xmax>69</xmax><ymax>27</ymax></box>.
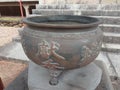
<box><xmin>20</xmin><ymin>15</ymin><xmax>103</xmax><ymax>85</ymax></box>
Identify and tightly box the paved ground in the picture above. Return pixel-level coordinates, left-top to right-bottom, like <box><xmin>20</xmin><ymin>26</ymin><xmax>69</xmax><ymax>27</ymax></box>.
<box><xmin>0</xmin><ymin>27</ymin><xmax>19</xmax><ymax>47</ymax></box>
<box><xmin>0</xmin><ymin>42</ymin><xmax>29</xmax><ymax>61</ymax></box>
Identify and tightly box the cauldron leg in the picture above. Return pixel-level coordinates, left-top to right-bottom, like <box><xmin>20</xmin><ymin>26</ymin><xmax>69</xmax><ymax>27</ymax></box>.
<box><xmin>49</xmin><ymin>69</ymin><xmax>63</xmax><ymax>85</ymax></box>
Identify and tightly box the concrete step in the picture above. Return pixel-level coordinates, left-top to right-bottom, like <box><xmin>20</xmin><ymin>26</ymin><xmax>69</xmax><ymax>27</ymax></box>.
<box><xmin>102</xmin><ymin>43</ymin><xmax>120</xmax><ymax>53</ymax></box>
<box><xmin>81</xmin><ymin>10</ymin><xmax>120</xmax><ymax>16</ymax></box>
<box><xmin>92</xmin><ymin>16</ymin><xmax>120</xmax><ymax>25</ymax></box>
<box><xmin>100</xmin><ymin>4</ymin><xmax>120</xmax><ymax>10</ymax></box>
<box><xmin>99</xmin><ymin>24</ymin><xmax>120</xmax><ymax>33</ymax></box>
<box><xmin>103</xmin><ymin>32</ymin><xmax>120</xmax><ymax>44</ymax></box>
<box><xmin>33</xmin><ymin>8</ymin><xmax>120</xmax><ymax>16</ymax></box>
<box><xmin>103</xmin><ymin>32</ymin><xmax>120</xmax><ymax>37</ymax></box>
<box><xmin>36</xmin><ymin>4</ymin><xmax>120</xmax><ymax>10</ymax></box>
<box><xmin>32</xmin><ymin>9</ymin><xmax>76</xmax><ymax>15</ymax></box>
<box><xmin>35</xmin><ymin>4</ymin><xmax>99</xmax><ymax>10</ymax></box>
<box><xmin>35</xmin><ymin>4</ymin><xmax>98</xmax><ymax>10</ymax></box>
<box><xmin>36</xmin><ymin>4</ymin><xmax>71</xmax><ymax>9</ymax></box>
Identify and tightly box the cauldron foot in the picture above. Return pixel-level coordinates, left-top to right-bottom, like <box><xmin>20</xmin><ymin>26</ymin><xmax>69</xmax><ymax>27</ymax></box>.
<box><xmin>49</xmin><ymin>77</ymin><xmax>59</xmax><ymax>85</ymax></box>
<box><xmin>49</xmin><ymin>69</ymin><xmax>63</xmax><ymax>85</ymax></box>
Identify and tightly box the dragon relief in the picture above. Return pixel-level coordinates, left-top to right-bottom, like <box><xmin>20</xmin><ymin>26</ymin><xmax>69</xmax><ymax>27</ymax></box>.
<box><xmin>37</xmin><ymin>40</ymin><xmax>63</xmax><ymax>69</ymax></box>
<box><xmin>37</xmin><ymin>40</ymin><xmax>94</xmax><ymax>69</ymax></box>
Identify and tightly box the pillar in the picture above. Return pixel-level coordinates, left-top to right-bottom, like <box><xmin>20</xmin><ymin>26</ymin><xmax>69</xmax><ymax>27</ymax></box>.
<box><xmin>23</xmin><ymin>5</ymin><xmax>29</xmax><ymax>17</ymax></box>
<box><xmin>39</xmin><ymin>0</ymin><xmax>44</xmax><ymax>4</ymax></box>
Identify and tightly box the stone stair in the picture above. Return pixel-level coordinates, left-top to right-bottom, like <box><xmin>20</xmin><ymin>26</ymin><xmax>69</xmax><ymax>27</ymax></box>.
<box><xmin>102</xmin><ymin>43</ymin><xmax>120</xmax><ymax>53</ymax></box>
<box><xmin>92</xmin><ymin>16</ymin><xmax>120</xmax><ymax>25</ymax></box>
<box><xmin>35</xmin><ymin>4</ymin><xmax>120</xmax><ymax>10</ymax></box>
<box><xmin>33</xmin><ymin>4</ymin><xmax>120</xmax><ymax>53</ymax></box>
<box><xmin>82</xmin><ymin>9</ymin><xmax>120</xmax><ymax>53</ymax></box>
<box><xmin>99</xmin><ymin>24</ymin><xmax>120</xmax><ymax>33</ymax></box>
<box><xmin>32</xmin><ymin>9</ymin><xmax>76</xmax><ymax>15</ymax></box>
<box><xmin>82</xmin><ymin>10</ymin><xmax>120</xmax><ymax>16</ymax></box>
<box><xmin>103</xmin><ymin>32</ymin><xmax>120</xmax><ymax>44</ymax></box>
<box><xmin>99</xmin><ymin>23</ymin><xmax>120</xmax><ymax>48</ymax></box>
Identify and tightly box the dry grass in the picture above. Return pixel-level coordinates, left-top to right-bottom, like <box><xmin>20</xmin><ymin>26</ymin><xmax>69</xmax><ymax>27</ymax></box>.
<box><xmin>0</xmin><ymin>16</ymin><xmax>21</xmax><ymax>22</ymax></box>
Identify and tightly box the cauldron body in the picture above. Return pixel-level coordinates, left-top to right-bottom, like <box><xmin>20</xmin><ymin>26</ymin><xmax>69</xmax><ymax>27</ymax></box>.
<box><xmin>21</xmin><ymin>15</ymin><xmax>103</xmax><ymax>70</ymax></box>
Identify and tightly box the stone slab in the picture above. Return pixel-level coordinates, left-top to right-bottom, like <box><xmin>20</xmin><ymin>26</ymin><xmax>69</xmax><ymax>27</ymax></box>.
<box><xmin>28</xmin><ymin>61</ymin><xmax>102</xmax><ymax>90</ymax></box>
<box><xmin>4</xmin><ymin>61</ymin><xmax>114</xmax><ymax>90</ymax></box>
<box><xmin>95</xmin><ymin>60</ymin><xmax>114</xmax><ymax>90</ymax></box>
<box><xmin>0</xmin><ymin>42</ymin><xmax>29</xmax><ymax>61</ymax></box>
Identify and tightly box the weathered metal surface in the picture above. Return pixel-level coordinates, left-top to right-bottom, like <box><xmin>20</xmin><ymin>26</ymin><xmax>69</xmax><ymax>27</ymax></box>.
<box><xmin>21</xmin><ymin>15</ymin><xmax>103</xmax><ymax>70</ymax></box>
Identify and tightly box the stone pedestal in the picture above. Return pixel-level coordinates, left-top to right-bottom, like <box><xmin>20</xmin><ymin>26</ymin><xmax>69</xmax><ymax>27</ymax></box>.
<box><xmin>28</xmin><ymin>61</ymin><xmax>102</xmax><ymax>90</ymax></box>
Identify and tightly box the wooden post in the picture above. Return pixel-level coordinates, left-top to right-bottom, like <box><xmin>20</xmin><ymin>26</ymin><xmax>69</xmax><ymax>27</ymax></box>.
<box><xmin>0</xmin><ymin>77</ymin><xmax>4</xmax><ymax>90</ymax></box>
<box><xmin>19</xmin><ymin>0</ymin><xmax>24</xmax><ymax>18</ymax></box>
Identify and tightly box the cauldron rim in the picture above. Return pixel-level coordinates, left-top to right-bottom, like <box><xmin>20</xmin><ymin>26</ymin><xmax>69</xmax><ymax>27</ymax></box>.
<box><xmin>22</xmin><ymin>15</ymin><xmax>101</xmax><ymax>29</ymax></box>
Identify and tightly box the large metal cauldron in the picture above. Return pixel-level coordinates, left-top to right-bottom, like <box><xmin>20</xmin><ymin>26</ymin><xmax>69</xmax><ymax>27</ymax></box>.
<box><xmin>21</xmin><ymin>15</ymin><xmax>102</xmax><ymax>70</ymax></box>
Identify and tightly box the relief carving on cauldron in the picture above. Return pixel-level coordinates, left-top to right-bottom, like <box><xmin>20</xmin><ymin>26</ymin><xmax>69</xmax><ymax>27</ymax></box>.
<box><xmin>35</xmin><ymin>37</ymin><xmax>102</xmax><ymax>70</ymax></box>
<box><xmin>37</xmin><ymin>40</ymin><xmax>64</xmax><ymax>69</ymax></box>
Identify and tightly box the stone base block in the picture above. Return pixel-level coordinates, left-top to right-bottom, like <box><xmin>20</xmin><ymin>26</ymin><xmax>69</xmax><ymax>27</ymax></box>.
<box><xmin>28</xmin><ymin>61</ymin><xmax>102</xmax><ymax>90</ymax></box>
